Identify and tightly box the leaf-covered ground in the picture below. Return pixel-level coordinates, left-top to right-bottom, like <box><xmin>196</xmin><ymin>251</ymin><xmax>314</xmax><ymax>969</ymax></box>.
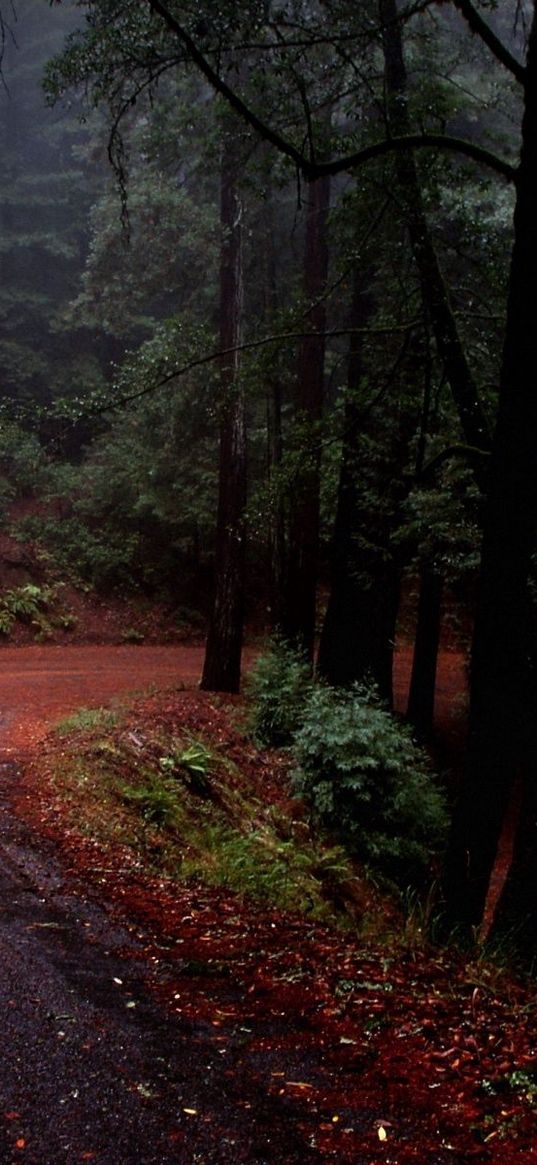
<box><xmin>11</xmin><ymin>685</ymin><xmax>537</xmax><ymax>1164</ymax></box>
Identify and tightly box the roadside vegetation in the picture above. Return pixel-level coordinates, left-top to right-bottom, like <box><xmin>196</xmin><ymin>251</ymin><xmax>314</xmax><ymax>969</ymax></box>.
<box><xmin>41</xmin><ymin>686</ymin><xmax>375</xmax><ymax>929</ymax></box>
<box><xmin>19</xmin><ymin>664</ymin><xmax>537</xmax><ymax>1163</ymax></box>
<box><xmin>32</xmin><ymin>642</ymin><xmax>450</xmax><ymax>936</ymax></box>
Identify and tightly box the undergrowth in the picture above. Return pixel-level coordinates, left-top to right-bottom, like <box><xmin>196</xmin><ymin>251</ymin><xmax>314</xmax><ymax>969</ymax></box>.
<box><xmin>247</xmin><ymin>641</ymin><xmax>448</xmax><ymax>887</ymax></box>
<box><xmin>0</xmin><ymin>582</ymin><xmax>76</xmax><ymax>640</ymax></box>
<box><xmin>46</xmin><ymin>701</ymin><xmax>367</xmax><ymax>926</ymax></box>
<box><xmin>245</xmin><ymin>636</ymin><xmax>313</xmax><ymax>746</ymax></box>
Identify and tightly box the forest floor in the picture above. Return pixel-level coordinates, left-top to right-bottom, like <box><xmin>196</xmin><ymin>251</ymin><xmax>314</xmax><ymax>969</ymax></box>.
<box><xmin>0</xmin><ymin>642</ymin><xmax>536</xmax><ymax>1163</ymax></box>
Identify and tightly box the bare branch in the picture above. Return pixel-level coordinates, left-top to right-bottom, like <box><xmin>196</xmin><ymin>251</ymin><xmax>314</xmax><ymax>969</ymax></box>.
<box><xmin>448</xmin><ymin>0</ymin><xmax>526</xmax><ymax>84</ymax></box>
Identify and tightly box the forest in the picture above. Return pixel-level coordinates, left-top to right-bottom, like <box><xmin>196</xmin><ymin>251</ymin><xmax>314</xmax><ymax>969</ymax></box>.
<box><xmin>0</xmin><ymin>0</ymin><xmax>536</xmax><ymax>971</ymax></box>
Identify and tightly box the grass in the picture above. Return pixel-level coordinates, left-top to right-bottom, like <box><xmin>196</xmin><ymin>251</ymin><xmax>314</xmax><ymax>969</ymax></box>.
<box><xmin>44</xmin><ymin>697</ymin><xmax>368</xmax><ymax>926</ymax></box>
<box><xmin>56</xmin><ymin>706</ymin><xmax>120</xmax><ymax>735</ymax></box>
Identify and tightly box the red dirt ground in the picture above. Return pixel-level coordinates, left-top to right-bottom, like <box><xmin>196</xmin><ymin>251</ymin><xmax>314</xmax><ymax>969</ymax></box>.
<box><xmin>0</xmin><ymin>643</ymin><xmax>208</xmax><ymax>756</ymax></box>
<box><xmin>0</xmin><ymin>641</ymin><xmax>467</xmax><ymax>755</ymax></box>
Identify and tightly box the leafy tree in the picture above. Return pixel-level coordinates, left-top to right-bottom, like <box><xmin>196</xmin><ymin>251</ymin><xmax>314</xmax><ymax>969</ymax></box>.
<box><xmin>43</xmin><ymin>0</ymin><xmax>537</xmax><ymax>954</ymax></box>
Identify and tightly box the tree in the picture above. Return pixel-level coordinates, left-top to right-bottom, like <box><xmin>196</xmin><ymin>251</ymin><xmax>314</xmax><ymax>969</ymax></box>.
<box><xmin>444</xmin><ymin>1</ymin><xmax>537</xmax><ymax>941</ymax></box>
<box><xmin>201</xmin><ymin>111</ymin><xmax>247</xmax><ymax>693</ymax></box>
<box><xmin>137</xmin><ymin>0</ymin><xmax>537</xmax><ymax>943</ymax></box>
<box><xmin>280</xmin><ymin>174</ymin><xmax>331</xmax><ymax>659</ymax></box>
<box><xmin>48</xmin><ymin>2</ymin><xmax>537</xmax><ymax>943</ymax></box>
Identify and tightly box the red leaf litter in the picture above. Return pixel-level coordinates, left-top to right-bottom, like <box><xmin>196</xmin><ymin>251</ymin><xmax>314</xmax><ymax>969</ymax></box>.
<box><xmin>4</xmin><ymin>644</ymin><xmax>537</xmax><ymax>1164</ymax></box>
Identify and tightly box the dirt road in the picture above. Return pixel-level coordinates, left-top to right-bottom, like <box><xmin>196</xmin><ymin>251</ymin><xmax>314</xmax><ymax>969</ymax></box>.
<box><xmin>0</xmin><ymin>643</ymin><xmax>321</xmax><ymax>1164</ymax></box>
<box><xmin>0</xmin><ymin>643</ymin><xmax>469</xmax><ymax>1164</ymax></box>
<box><xmin>0</xmin><ymin>642</ymin><xmax>468</xmax><ymax>757</ymax></box>
<box><xmin>0</xmin><ymin>644</ymin><xmax>207</xmax><ymax>755</ymax></box>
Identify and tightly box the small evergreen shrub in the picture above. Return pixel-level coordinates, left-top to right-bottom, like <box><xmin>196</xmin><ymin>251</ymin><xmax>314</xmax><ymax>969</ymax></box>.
<box><xmin>246</xmin><ymin>637</ymin><xmax>314</xmax><ymax>746</ymax></box>
<box><xmin>292</xmin><ymin>683</ymin><xmax>448</xmax><ymax>883</ymax></box>
<box><xmin>0</xmin><ymin>583</ymin><xmax>53</xmax><ymax>638</ymax></box>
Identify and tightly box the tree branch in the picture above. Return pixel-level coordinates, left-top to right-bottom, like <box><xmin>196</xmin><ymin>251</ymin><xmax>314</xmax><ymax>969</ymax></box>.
<box><xmin>79</xmin><ymin>322</ymin><xmax>422</xmax><ymax>417</ymax></box>
<box><xmin>448</xmin><ymin>0</ymin><xmax>526</xmax><ymax>84</ymax></box>
<box><xmin>310</xmin><ymin>133</ymin><xmax>517</xmax><ymax>183</ymax></box>
<box><xmin>146</xmin><ymin>0</ymin><xmax>517</xmax><ymax>184</ymax></box>
<box><xmin>421</xmin><ymin>442</ymin><xmax>490</xmax><ymax>481</ymax></box>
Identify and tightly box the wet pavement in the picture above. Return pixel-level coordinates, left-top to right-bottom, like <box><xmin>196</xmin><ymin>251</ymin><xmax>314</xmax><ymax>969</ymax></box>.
<box><xmin>0</xmin><ymin>762</ymin><xmax>317</xmax><ymax>1165</ymax></box>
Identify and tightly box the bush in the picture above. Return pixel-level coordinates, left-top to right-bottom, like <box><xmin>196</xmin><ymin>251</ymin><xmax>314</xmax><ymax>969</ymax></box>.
<box><xmin>292</xmin><ymin>683</ymin><xmax>448</xmax><ymax>883</ymax></box>
<box><xmin>0</xmin><ymin>583</ymin><xmax>53</xmax><ymax>638</ymax></box>
<box><xmin>245</xmin><ymin>638</ymin><xmax>314</xmax><ymax>746</ymax></box>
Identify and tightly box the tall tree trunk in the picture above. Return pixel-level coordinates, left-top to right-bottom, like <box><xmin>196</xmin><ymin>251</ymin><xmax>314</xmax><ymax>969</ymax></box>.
<box><xmin>444</xmin><ymin>4</ymin><xmax>537</xmax><ymax>936</ymax></box>
<box><xmin>406</xmin><ymin>567</ymin><xmax>443</xmax><ymax>739</ymax></box>
<box><xmin>379</xmin><ymin>0</ymin><xmax>491</xmax><ymax>486</ymax></box>
<box><xmin>317</xmin><ymin>269</ymin><xmax>401</xmax><ymax>703</ymax></box>
<box><xmin>267</xmin><ymin>376</ymin><xmax>286</xmax><ymax>627</ymax></box>
<box><xmin>280</xmin><ymin>175</ymin><xmax>330</xmax><ymax>659</ymax></box>
<box><xmin>406</xmin><ymin>326</ymin><xmax>443</xmax><ymax>739</ymax></box>
<box><xmin>264</xmin><ymin>205</ymin><xmax>286</xmax><ymax>630</ymax></box>
<box><xmin>380</xmin><ymin>0</ymin><xmax>490</xmax><ymax>735</ymax></box>
<box><xmin>201</xmin><ymin>125</ymin><xmax>246</xmax><ymax>693</ymax></box>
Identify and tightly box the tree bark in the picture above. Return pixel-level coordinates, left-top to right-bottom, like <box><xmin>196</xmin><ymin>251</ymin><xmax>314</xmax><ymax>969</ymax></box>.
<box><xmin>317</xmin><ymin>269</ymin><xmax>401</xmax><ymax>703</ymax></box>
<box><xmin>406</xmin><ymin>567</ymin><xmax>443</xmax><ymax>740</ymax></box>
<box><xmin>379</xmin><ymin>0</ymin><xmax>491</xmax><ymax>488</ymax></box>
<box><xmin>267</xmin><ymin>376</ymin><xmax>286</xmax><ymax>628</ymax></box>
<box><xmin>280</xmin><ymin>175</ymin><xmax>330</xmax><ymax>659</ymax></box>
<box><xmin>379</xmin><ymin>0</ymin><xmax>491</xmax><ymax>736</ymax></box>
<box><xmin>263</xmin><ymin>204</ymin><xmax>287</xmax><ymax>630</ymax></box>
<box><xmin>201</xmin><ymin>124</ymin><xmax>246</xmax><ymax>693</ymax></box>
<box><xmin>444</xmin><ymin>3</ymin><xmax>537</xmax><ymax>936</ymax></box>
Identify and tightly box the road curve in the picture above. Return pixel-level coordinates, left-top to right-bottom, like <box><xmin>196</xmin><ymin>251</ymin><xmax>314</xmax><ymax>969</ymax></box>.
<box><xmin>0</xmin><ymin>644</ymin><xmax>206</xmax><ymax>755</ymax></box>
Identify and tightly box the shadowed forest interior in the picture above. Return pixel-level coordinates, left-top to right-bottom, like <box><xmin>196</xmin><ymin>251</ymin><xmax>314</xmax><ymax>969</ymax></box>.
<box><xmin>1</xmin><ymin>0</ymin><xmax>537</xmax><ymax>968</ymax></box>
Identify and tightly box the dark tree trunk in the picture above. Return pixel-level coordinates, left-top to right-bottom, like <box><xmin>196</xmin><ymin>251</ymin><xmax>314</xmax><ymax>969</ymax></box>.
<box><xmin>263</xmin><ymin>207</ymin><xmax>287</xmax><ymax>630</ymax></box>
<box><xmin>406</xmin><ymin>327</ymin><xmax>443</xmax><ymax>740</ymax></box>
<box><xmin>380</xmin><ymin>0</ymin><xmax>491</xmax><ymax>737</ymax></box>
<box><xmin>317</xmin><ymin>269</ymin><xmax>401</xmax><ymax>703</ymax></box>
<box><xmin>406</xmin><ymin>567</ymin><xmax>443</xmax><ymax>740</ymax></box>
<box><xmin>379</xmin><ymin>0</ymin><xmax>491</xmax><ymax>487</ymax></box>
<box><xmin>280</xmin><ymin>175</ymin><xmax>330</xmax><ymax>659</ymax></box>
<box><xmin>201</xmin><ymin>127</ymin><xmax>246</xmax><ymax>693</ymax></box>
<box><xmin>267</xmin><ymin>376</ymin><xmax>286</xmax><ymax>628</ymax></box>
<box><xmin>444</xmin><ymin>4</ymin><xmax>537</xmax><ymax>936</ymax></box>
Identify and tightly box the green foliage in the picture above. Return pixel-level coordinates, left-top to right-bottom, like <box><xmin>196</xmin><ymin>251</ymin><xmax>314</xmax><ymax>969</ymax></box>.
<box><xmin>14</xmin><ymin>514</ymin><xmax>141</xmax><ymax>592</ymax></box>
<box><xmin>292</xmin><ymin>683</ymin><xmax>448</xmax><ymax>883</ymax></box>
<box><xmin>0</xmin><ymin>2</ymin><xmax>106</xmax><ymax>414</ymax></box>
<box><xmin>0</xmin><ymin>422</ymin><xmax>49</xmax><ymax>507</ymax></box>
<box><xmin>400</xmin><ymin>461</ymin><xmax>482</xmax><ymax>581</ymax></box>
<box><xmin>0</xmin><ymin>583</ymin><xmax>55</xmax><ymax>638</ymax></box>
<box><xmin>121</xmin><ymin>778</ymin><xmax>180</xmax><ymax>828</ymax></box>
<box><xmin>56</xmin><ymin>706</ymin><xmax>119</xmax><ymax>735</ymax></box>
<box><xmin>245</xmin><ymin>638</ymin><xmax>314</xmax><ymax>746</ymax></box>
<box><xmin>159</xmin><ymin>737</ymin><xmax>219</xmax><ymax>796</ymax></box>
<box><xmin>49</xmin><ymin>705</ymin><xmax>360</xmax><ymax>922</ymax></box>
<box><xmin>13</xmin><ymin>368</ymin><xmax>218</xmax><ymax>599</ymax></box>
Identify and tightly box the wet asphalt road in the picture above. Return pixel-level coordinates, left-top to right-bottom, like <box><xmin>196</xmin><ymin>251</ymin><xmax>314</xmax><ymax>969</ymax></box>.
<box><xmin>0</xmin><ymin>763</ymin><xmax>319</xmax><ymax>1165</ymax></box>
